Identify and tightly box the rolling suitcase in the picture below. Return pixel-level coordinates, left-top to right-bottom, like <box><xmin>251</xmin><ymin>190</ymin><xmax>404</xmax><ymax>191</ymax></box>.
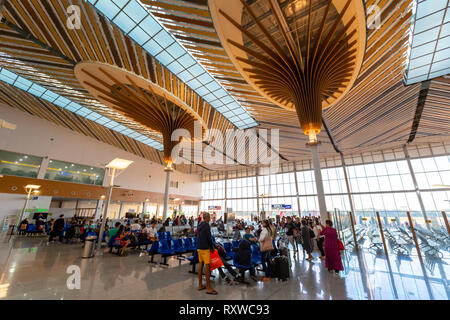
<box><xmin>274</xmin><ymin>256</ymin><xmax>289</xmax><ymax>281</ymax></box>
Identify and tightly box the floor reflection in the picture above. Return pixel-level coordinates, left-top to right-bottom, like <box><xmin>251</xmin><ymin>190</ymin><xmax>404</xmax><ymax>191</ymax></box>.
<box><xmin>0</xmin><ymin>235</ymin><xmax>448</xmax><ymax>300</ymax></box>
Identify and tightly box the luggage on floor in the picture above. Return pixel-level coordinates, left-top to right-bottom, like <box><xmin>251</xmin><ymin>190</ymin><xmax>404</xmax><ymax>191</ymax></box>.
<box><xmin>276</xmin><ymin>256</ymin><xmax>290</xmax><ymax>281</ymax></box>
<box><xmin>270</xmin><ymin>256</ymin><xmax>289</xmax><ymax>281</ymax></box>
<box><xmin>279</xmin><ymin>247</ymin><xmax>289</xmax><ymax>257</ymax></box>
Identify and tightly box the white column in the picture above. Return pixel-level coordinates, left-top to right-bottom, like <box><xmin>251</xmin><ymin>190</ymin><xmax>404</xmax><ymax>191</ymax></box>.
<box><xmin>94</xmin><ymin>200</ymin><xmax>103</xmax><ymax>220</ymax></box>
<box><xmin>310</xmin><ymin>143</ymin><xmax>328</xmax><ymax>225</ymax></box>
<box><xmin>340</xmin><ymin>153</ymin><xmax>357</xmax><ymax>220</ymax></box>
<box><xmin>403</xmin><ymin>145</ymin><xmax>430</xmax><ymax>230</ymax></box>
<box><xmin>37</xmin><ymin>156</ymin><xmax>50</xmax><ymax>179</ymax></box>
<box><xmin>293</xmin><ymin>162</ymin><xmax>301</xmax><ymax>216</ymax></box>
<box><xmin>97</xmin><ymin>168</ymin><xmax>115</xmax><ymax>251</ymax></box>
<box><xmin>162</xmin><ymin>169</ymin><xmax>171</xmax><ymax>219</ymax></box>
<box><xmin>224</xmin><ymin>172</ymin><xmax>228</xmax><ymax>212</ymax></box>
<box><xmin>255</xmin><ymin>169</ymin><xmax>260</xmax><ymax>216</ymax></box>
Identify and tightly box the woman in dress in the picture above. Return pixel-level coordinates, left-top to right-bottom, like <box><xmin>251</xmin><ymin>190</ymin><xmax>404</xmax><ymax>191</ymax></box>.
<box><xmin>300</xmin><ymin>220</ymin><xmax>314</xmax><ymax>261</ymax></box>
<box><xmin>320</xmin><ymin>220</ymin><xmax>343</xmax><ymax>274</ymax></box>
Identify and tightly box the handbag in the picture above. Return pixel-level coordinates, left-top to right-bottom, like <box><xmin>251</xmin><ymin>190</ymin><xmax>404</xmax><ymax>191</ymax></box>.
<box><xmin>338</xmin><ymin>239</ymin><xmax>345</xmax><ymax>251</ymax></box>
<box><xmin>209</xmin><ymin>249</ymin><xmax>224</xmax><ymax>271</ymax></box>
<box><xmin>261</xmin><ymin>236</ymin><xmax>274</xmax><ymax>252</ymax></box>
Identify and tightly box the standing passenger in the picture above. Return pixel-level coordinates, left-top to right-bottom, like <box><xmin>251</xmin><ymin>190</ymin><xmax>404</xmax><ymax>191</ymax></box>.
<box><xmin>320</xmin><ymin>220</ymin><xmax>343</xmax><ymax>274</ymax></box>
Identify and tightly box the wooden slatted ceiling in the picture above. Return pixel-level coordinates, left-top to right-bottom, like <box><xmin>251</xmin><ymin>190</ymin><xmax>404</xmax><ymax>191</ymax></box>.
<box><xmin>415</xmin><ymin>77</ymin><xmax>450</xmax><ymax>141</ymax></box>
<box><xmin>0</xmin><ymin>81</ymin><xmax>205</xmax><ymax>172</ymax></box>
<box><xmin>143</xmin><ymin>0</ymin><xmax>332</xmax><ymax>159</ymax></box>
<box><xmin>0</xmin><ymin>0</ymin><xmax>243</xmax><ymax>172</ymax></box>
<box><xmin>323</xmin><ymin>0</ymin><xmax>421</xmax><ymax>153</ymax></box>
<box><xmin>1</xmin><ymin>0</ymin><xmax>448</xmax><ymax>174</ymax></box>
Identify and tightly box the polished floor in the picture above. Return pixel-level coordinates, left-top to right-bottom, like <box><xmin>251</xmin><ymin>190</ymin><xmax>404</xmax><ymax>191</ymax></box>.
<box><xmin>0</xmin><ymin>234</ymin><xmax>448</xmax><ymax>300</ymax></box>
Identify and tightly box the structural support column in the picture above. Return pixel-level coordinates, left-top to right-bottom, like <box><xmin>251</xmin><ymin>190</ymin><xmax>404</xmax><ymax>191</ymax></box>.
<box><xmin>309</xmin><ymin>143</ymin><xmax>328</xmax><ymax>224</ymax></box>
<box><xmin>403</xmin><ymin>145</ymin><xmax>430</xmax><ymax>230</ymax></box>
<box><xmin>293</xmin><ymin>162</ymin><xmax>301</xmax><ymax>217</ymax></box>
<box><xmin>162</xmin><ymin>169</ymin><xmax>171</xmax><ymax>219</ymax></box>
<box><xmin>255</xmin><ymin>169</ymin><xmax>260</xmax><ymax>217</ymax></box>
<box><xmin>224</xmin><ymin>171</ymin><xmax>228</xmax><ymax>212</ymax></box>
<box><xmin>97</xmin><ymin>168</ymin><xmax>115</xmax><ymax>252</ymax></box>
<box><xmin>340</xmin><ymin>153</ymin><xmax>356</xmax><ymax>220</ymax></box>
<box><xmin>37</xmin><ymin>156</ymin><xmax>50</xmax><ymax>179</ymax></box>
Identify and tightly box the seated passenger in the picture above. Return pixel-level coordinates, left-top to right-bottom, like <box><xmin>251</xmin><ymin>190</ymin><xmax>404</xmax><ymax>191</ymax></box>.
<box><xmin>147</xmin><ymin>223</ymin><xmax>158</xmax><ymax>241</ymax></box>
<box><xmin>108</xmin><ymin>222</ymin><xmax>121</xmax><ymax>241</ymax></box>
<box><xmin>215</xmin><ymin>243</ymin><xmax>238</xmax><ymax>285</ymax></box>
<box><xmin>18</xmin><ymin>218</ymin><xmax>28</xmax><ymax>235</ymax></box>
<box><xmin>116</xmin><ymin>225</ymin><xmax>130</xmax><ymax>256</ymax></box>
<box><xmin>131</xmin><ymin>220</ymin><xmax>141</xmax><ymax>232</ymax></box>
<box><xmin>243</xmin><ymin>227</ymin><xmax>257</xmax><ymax>245</ymax></box>
<box><xmin>235</xmin><ymin>239</ymin><xmax>256</xmax><ymax>282</ymax></box>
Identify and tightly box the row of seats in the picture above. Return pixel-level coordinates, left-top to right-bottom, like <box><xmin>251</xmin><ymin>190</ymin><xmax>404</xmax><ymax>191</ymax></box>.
<box><xmin>147</xmin><ymin>237</ymin><xmax>198</xmax><ymax>265</ymax></box>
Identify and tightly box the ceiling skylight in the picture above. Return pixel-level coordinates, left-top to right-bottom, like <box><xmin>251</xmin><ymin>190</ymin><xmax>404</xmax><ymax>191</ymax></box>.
<box><xmin>0</xmin><ymin>67</ymin><xmax>163</xmax><ymax>150</ymax></box>
<box><xmin>404</xmin><ymin>0</ymin><xmax>450</xmax><ymax>85</ymax></box>
<box><xmin>85</xmin><ymin>0</ymin><xmax>258</xmax><ymax>130</ymax></box>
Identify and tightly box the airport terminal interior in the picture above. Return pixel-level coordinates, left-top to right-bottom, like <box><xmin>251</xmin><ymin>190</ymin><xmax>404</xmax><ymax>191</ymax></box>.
<box><xmin>0</xmin><ymin>0</ymin><xmax>449</xmax><ymax>301</ymax></box>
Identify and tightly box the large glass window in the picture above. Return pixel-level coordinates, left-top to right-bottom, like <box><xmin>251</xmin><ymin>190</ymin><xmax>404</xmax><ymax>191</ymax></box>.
<box><xmin>0</xmin><ymin>150</ymin><xmax>42</xmax><ymax>178</ymax></box>
<box><xmin>45</xmin><ymin>159</ymin><xmax>104</xmax><ymax>185</ymax></box>
<box><xmin>200</xmin><ymin>146</ymin><xmax>450</xmax><ymax>226</ymax></box>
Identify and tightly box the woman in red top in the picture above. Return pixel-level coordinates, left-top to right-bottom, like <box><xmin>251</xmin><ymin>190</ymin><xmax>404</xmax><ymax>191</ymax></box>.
<box><xmin>320</xmin><ymin>220</ymin><xmax>344</xmax><ymax>274</ymax></box>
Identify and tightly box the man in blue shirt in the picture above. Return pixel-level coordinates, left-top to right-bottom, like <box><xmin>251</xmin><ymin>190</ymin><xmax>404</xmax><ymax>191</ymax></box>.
<box><xmin>196</xmin><ymin>212</ymin><xmax>217</xmax><ymax>295</ymax></box>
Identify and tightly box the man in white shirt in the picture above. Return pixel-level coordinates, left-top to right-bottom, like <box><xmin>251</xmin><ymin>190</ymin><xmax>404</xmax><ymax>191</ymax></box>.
<box><xmin>147</xmin><ymin>222</ymin><xmax>158</xmax><ymax>241</ymax></box>
<box><xmin>131</xmin><ymin>220</ymin><xmax>141</xmax><ymax>231</ymax></box>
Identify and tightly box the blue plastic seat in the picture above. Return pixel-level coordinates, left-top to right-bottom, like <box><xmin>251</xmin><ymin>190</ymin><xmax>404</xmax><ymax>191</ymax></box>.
<box><xmin>26</xmin><ymin>224</ymin><xmax>36</xmax><ymax>232</ymax></box>
<box><xmin>251</xmin><ymin>244</ymin><xmax>262</xmax><ymax>265</ymax></box>
<box><xmin>223</xmin><ymin>242</ymin><xmax>234</xmax><ymax>259</ymax></box>
<box><xmin>158</xmin><ymin>239</ymin><xmax>175</xmax><ymax>255</ymax></box>
<box><xmin>157</xmin><ymin>232</ymin><xmax>165</xmax><ymax>240</ymax></box>
<box><xmin>232</xmin><ymin>240</ymin><xmax>239</xmax><ymax>249</ymax></box>
<box><xmin>187</xmin><ymin>250</ymin><xmax>199</xmax><ymax>263</ymax></box>
<box><xmin>165</xmin><ymin>231</ymin><xmax>172</xmax><ymax>240</ymax></box>
<box><xmin>192</xmin><ymin>237</ymin><xmax>197</xmax><ymax>248</ymax></box>
<box><xmin>147</xmin><ymin>241</ymin><xmax>159</xmax><ymax>263</ymax></box>
<box><xmin>171</xmin><ymin>239</ymin><xmax>186</xmax><ymax>254</ymax></box>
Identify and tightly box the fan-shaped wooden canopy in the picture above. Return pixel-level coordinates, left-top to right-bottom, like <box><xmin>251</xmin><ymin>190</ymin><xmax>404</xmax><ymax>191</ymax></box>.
<box><xmin>74</xmin><ymin>61</ymin><xmax>208</xmax><ymax>165</ymax></box>
<box><xmin>210</xmin><ymin>0</ymin><xmax>366</xmax><ymax>139</ymax></box>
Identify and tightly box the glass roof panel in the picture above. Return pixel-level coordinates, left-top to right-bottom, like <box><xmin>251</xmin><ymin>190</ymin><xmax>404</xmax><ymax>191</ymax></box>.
<box><xmin>405</xmin><ymin>1</ymin><xmax>450</xmax><ymax>85</ymax></box>
<box><xmin>86</xmin><ymin>0</ymin><xmax>258</xmax><ymax>129</ymax></box>
<box><xmin>0</xmin><ymin>66</ymin><xmax>163</xmax><ymax>150</ymax></box>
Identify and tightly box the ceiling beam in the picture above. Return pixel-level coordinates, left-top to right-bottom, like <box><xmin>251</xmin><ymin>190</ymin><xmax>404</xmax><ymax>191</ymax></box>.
<box><xmin>407</xmin><ymin>80</ymin><xmax>431</xmax><ymax>143</ymax></box>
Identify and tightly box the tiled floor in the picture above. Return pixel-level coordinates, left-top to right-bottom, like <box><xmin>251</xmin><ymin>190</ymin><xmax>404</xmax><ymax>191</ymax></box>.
<box><xmin>0</xmin><ymin>234</ymin><xmax>448</xmax><ymax>300</ymax></box>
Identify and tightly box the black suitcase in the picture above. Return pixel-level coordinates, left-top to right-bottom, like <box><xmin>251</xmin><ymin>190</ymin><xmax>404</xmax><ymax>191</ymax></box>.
<box><xmin>273</xmin><ymin>256</ymin><xmax>289</xmax><ymax>281</ymax></box>
<box><xmin>269</xmin><ymin>258</ymin><xmax>279</xmax><ymax>278</ymax></box>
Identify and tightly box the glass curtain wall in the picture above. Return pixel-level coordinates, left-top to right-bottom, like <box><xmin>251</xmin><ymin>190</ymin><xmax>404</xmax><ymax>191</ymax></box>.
<box><xmin>0</xmin><ymin>150</ymin><xmax>42</xmax><ymax>177</ymax></box>
<box><xmin>200</xmin><ymin>143</ymin><xmax>450</xmax><ymax>227</ymax></box>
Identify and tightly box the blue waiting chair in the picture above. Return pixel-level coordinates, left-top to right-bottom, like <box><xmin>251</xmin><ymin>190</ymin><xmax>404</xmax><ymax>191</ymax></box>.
<box><xmin>147</xmin><ymin>241</ymin><xmax>159</xmax><ymax>264</ymax></box>
<box><xmin>165</xmin><ymin>231</ymin><xmax>172</xmax><ymax>240</ymax></box>
<box><xmin>192</xmin><ymin>237</ymin><xmax>198</xmax><ymax>248</ymax></box>
<box><xmin>26</xmin><ymin>224</ymin><xmax>37</xmax><ymax>236</ymax></box>
<box><xmin>158</xmin><ymin>239</ymin><xmax>175</xmax><ymax>266</ymax></box>
<box><xmin>232</xmin><ymin>240</ymin><xmax>240</xmax><ymax>249</ymax></box>
<box><xmin>171</xmin><ymin>239</ymin><xmax>186</xmax><ymax>258</ymax></box>
<box><xmin>183</xmin><ymin>238</ymin><xmax>196</xmax><ymax>252</ymax></box>
<box><xmin>250</xmin><ymin>244</ymin><xmax>262</xmax><ymax>265</ymax></box>
<box><xmin>157</xmin><ymin>232</ymin><xmax>165</xmax><ymax>240</ymax></box>
<box><xmin>223</xmin><ymin>242</ymin><xmax>234</xmax><ymax>260</ymax></box>
<box><xmin>232</xmin><ymin>252</ymin><xmax>254</xmax><ymax>284</ymax></box>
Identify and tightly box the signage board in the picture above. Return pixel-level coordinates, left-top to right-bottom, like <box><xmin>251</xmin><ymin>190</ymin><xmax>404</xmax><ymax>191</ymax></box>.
<box><xmin>208</xmin><ymin>206</ymin><xmax>222</xmax><ymax>210</ymax></box>
<box><xmin>271</xmin><ymin>204</ymin><xmax>292</xmax><ymax>209</ymax></box>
